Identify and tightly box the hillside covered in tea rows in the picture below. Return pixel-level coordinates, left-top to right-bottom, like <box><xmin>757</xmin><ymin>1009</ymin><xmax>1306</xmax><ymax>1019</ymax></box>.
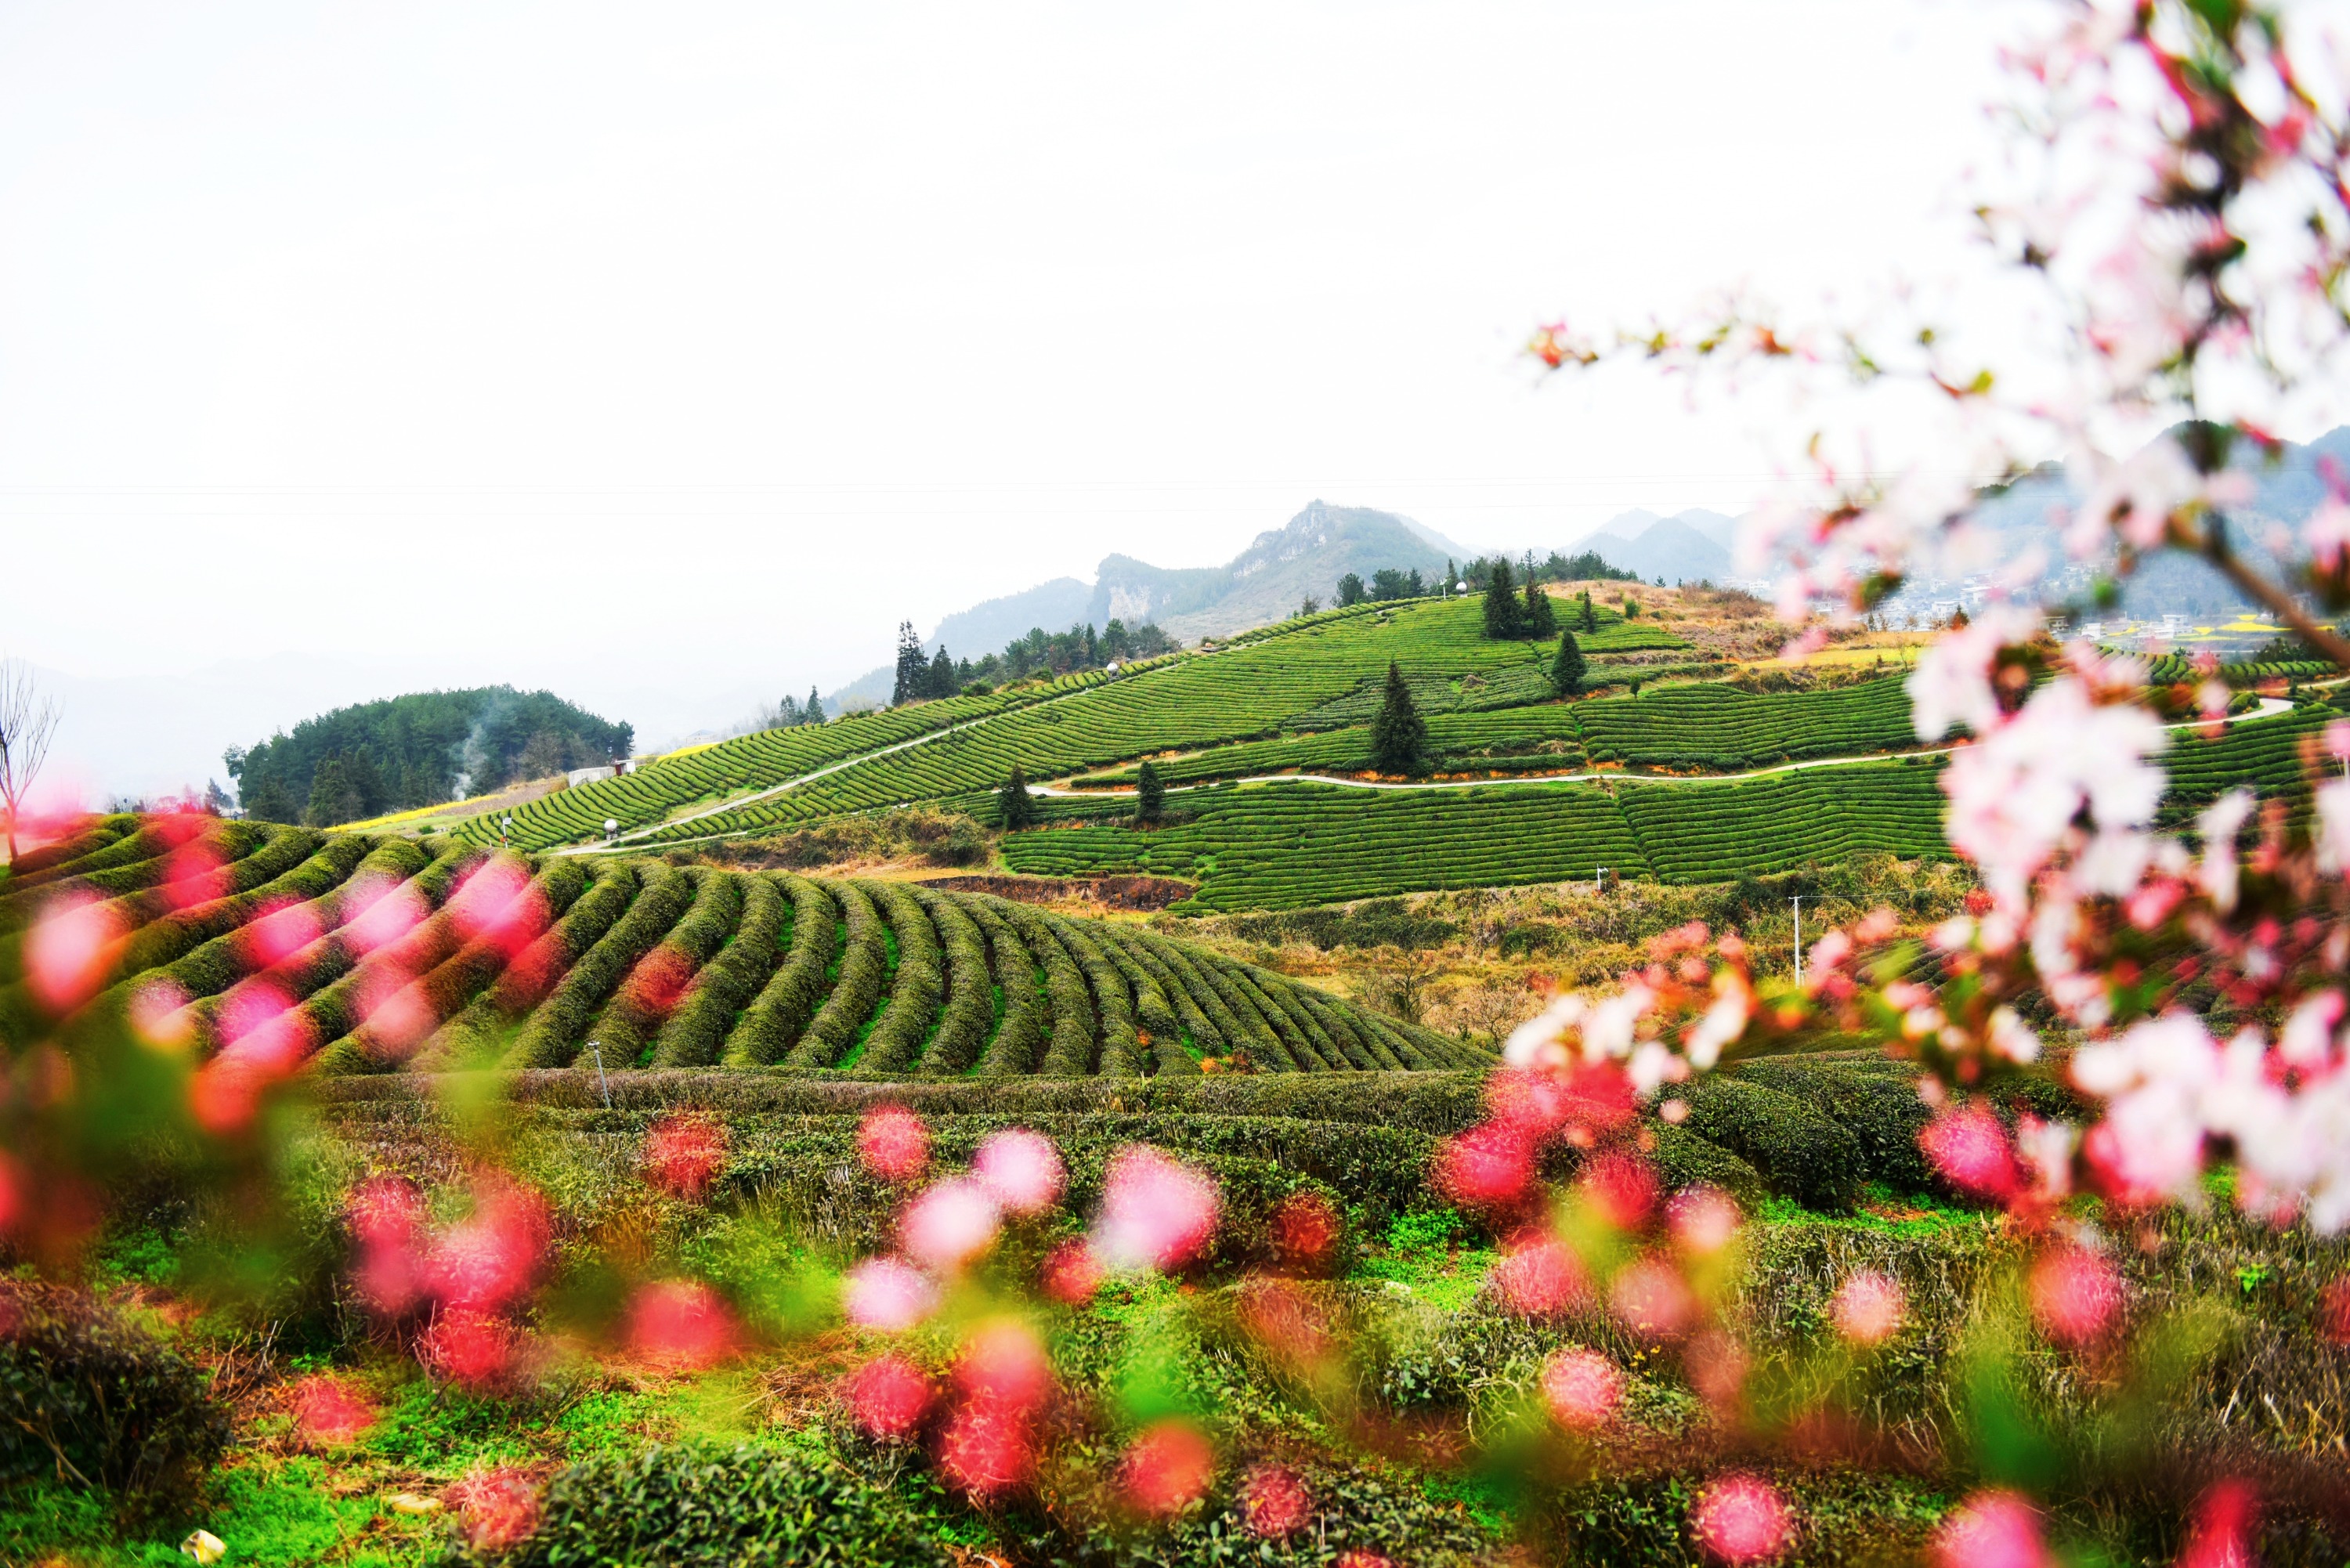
<box><xmin>0</xmin><ymin>818</ymin><xmax>1471</xmax><ymax>1074</ymax></box>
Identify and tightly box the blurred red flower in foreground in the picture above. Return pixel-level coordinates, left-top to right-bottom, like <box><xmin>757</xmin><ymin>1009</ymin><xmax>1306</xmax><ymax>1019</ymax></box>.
<box><xmin>1928</xmin><ymin>1489</ymin><xmax>2049</xmax><ymax>1568</ymax></box>
<box><xmin>641</xmin><ymin>1113</ymin><xmax>728</xmax><ymax>1201</ymax></box>
<box><xmin>290</xmin><ymin>1374</ymin><xmax>377</xmax><ymax>1447</ymax></box>
<box><xmin>1490</xmin><ymin>1232</ymin><xmax>1590</xmax><ymax>1320</ymax></box>
<box><xmin>1539</xmin><ymin>1347</ymin><xmax>1624</xmax><ymax>1430</ymax></box>
<box><xmin>1240</xmin><ymin>1463</ymin><xmax>1312</xmax><ymax>1537</ymax></box>
<box><xmin>1119</xmin><ymin>1421</ymin><xmax>1215</xmax><ymax>1517</ymax></box>
<box><xmin>449</xmin><ymin>1466</ymin><xmax>542</xmax><ymax>1553</ymax></box>
<box><xmin>1095</xmin><ymin>1147</ymin><xmax>1220</xmax><ymax>1272</ymax></box>
<box><xmin>1269</xmin><ymin>1192</ymin><xmax>1343</xmax><ymax>1273</ymax></box>
<box><xmin>844</xmin><ymin>1256</ymin><xmax>937</xmax><ymax>1331</ymax></box>
<box><xmin>936</xmin><ymin>1400</ymin><xmax>1032</xmax><ymax>1499</ymax></box>
<box><xmin>1919</xmin><ymin>1106</ymin><xmax>2021</xmax><ymax>1202</ymax></box>
<box><xmin>859</xmin><ymin>1104</ymin><xmax>929</xmax><ymax>1183</ymax></box>
<box><xmin>972</xmin><ymin>1128</ymin><xmax>1065</xmax><ymax>1216</ymax></box>
<box><xmin>844</xmin><ymin>1353</ymin><xmax>932</xmax><ymax>1441</ymax></box>
<box><xmin>1828</xmin><ymin>1270</ymin><xmax>1907</xmax><ymax>1346</ymax></box>
<box><xmin>2029</xmin><ymin>1247</ymin><xmax>2124</xmax><ymax>1349</ymax></box>
<box><xmin>1432</xmin><ymin>1123</ymin><xmax>1535</xmax><ymax>1210</ymax></box>
<box><xmin>26</xmin><ymin>893</ymin><xmax>117</xmax><ymax>1014</ymax></box>
<box><xmin>1692</xmin><ymin>1473</ymin><xmax>1793</xmax><ymax>1563</ymax></box>
<box><xmin>625</xmin><ymin>1280</ymin><xmax>736</xmax><ymax>1371</ymax></box>
<box><xmin>1042</xmin><ymin>1239</ymin><xmax>1104</xmax><ymax>1306</ymax></box>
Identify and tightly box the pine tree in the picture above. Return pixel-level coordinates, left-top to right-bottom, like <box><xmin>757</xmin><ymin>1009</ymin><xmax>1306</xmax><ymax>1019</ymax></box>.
<box><xmin>891</xmin><ymin>621</ymin><xmax>927</xmax><ymax>705</ymax></box>
<box><xmin>1444</xmin><ymin>558</ymin><xmax>1459</xmax><ymax>594</ymax></box>
<box><xmin>1369</xmin><ymin>661</ymin><xmax>1430</xmax><ymax>776</ymax></box>
<box><xmin>1579</xmin><ymin>591</ymin><xmax>1596</xmax><ymax>633</ymax></box>
<box><xmin>1482</xmin><ymin>559</ymin><xmax>1521</xmax><ymax>639</ymax></box>
<box><xmin>806</xmin><ymin>687</ymin><xmax>825</xmax><ymax>724</ymax></box>
<box><xmin>1552</xmin><ymin>630</ymin><xmax>1587</xmax><ymax>695</ymax></box>
<box><xmin>928</xmin><ymin>645</ymin><xmax>957</xmax><ymax>699</ymax></box>
<box><xmin>304</xmin><ymin>756</ymin><xmax>362</xmax><ymax>826</ymax></box>
<box><xmin>1524</xmin><ymin>574</ymin><xmax>1556</xmax><ymax>637</ymax></box>
<box><xmin>1135</xmin><ymin>761</ymin><xmax>1166</xmax><ymax>826</ymax></box>
<box><xmin>998</xmin><ymin>767</ymin><xmax>1038</xmax><ymax>829</ymax></box>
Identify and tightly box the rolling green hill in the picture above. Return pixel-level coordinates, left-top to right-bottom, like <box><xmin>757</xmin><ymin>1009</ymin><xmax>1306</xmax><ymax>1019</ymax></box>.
<box><xmin>0</xmin><ymin>823</ymin><xmax>1470</xmax><ymax>1075</ymax></box>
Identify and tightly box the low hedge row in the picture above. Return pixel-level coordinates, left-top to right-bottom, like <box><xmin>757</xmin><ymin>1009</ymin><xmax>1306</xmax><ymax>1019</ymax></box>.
<box><xmin>786</xmin><ymin>881</ymin><xmax>886</xmax><ymax>1069</ymax></box>
<box><xmin>290</xmin><ymin>841</ymin><xmax>490</xmax><ymax>1055</ymax></box>
<box><xmin>969</xmin><ymin>898</ymin><xmax>1044</xmax><ymax>1075</ymax></box>
<box><xmin>854</xmin><ymin>883</ymin><xmax>945</xmax><ymax>1074</ymax></box>
<box><xmin>999</xmin><ymin>900</ymin><xmax>1096</xmax><ymax>1075</ymax></box>
<box><xmin>428</xmin><ymin>859</ymin><xmax>641</xmax><ymax>1065</ymax></box>
<box><xmin>592</xmin><ymin>869</ymin><xmax>745</xmax><ymax>1067</ymax></box>
<box><xmin>106</xmin><ymin>832</ymin><xmax>363</xmax><ymax>1006</ymax></box>
<box><xmin>1677</xmin><ymin>1075</ymin><xmax>1864</xmax><ymax>1210</ymax></box>
<box><xmin>722</xmin><ymin>877</ymin><xmax>837</xmax><ymax>1067</ymax></box>
<box><xmin>1097</xmin><ymin>927</ymin><xmax>1195</xmax><ymax>1075</ymax></box>
<box><xmin>320</xmin><ymin>857</ymin><xmax>595</xmax><ymax>1074</ymax></box>
<box><xmin>1049</xmin><ymin>913</ymin><xmax>1144</xmax><ymax>1076</ymax></box>
<box><xmin>1107</xmin><ymin>927</ymin><xmax>1225</xmax><ymax>1059</ymax></box>
<box><xmin>504</xmin><ymin>861</ymin><xmax>692</xmax><ymax>1071</ymax></box>
<box><xmin>652</xmin><ymin>873</ymin><xmax>789</xmax><ymax>1068</ymax></box>
<box><xmin>0</xmin><ymin>814</ymin><xmax>138</xmax><ymax>883</ymax></box>
<box><xmin>910</xmin><ymin>884</ymin><xmax>992</xmax><ymax>1073</ymax></box>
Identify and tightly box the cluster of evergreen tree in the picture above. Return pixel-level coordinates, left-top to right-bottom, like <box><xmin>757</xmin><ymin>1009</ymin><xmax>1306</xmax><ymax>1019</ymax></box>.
<box><xmin>1459</xmin><ymin>548</ymin><xmax>1640</xmax><ymax>593</ymax></box>
<box><xmin>894</xmin><ymin>618</ymin><xmax>1175</xmax><ymax>706</ymax></box>
<box><xmin>1333</xmin><ymin>567</ymin><xmax>1427</xmax><ymax>606</ymax></box>
<box><xmin>771</xmin><ymin>688</ymin><xmax>826</xmax><ymax>728</ymax></box>
<box><xmin>1478</xmin><ymin>559</ymin><xmax>1564</xmax><ymax>641</ymax></box>
<box><xmin>227</xmin><ymin>688</ymin><xmax>632</xmax><ymax>827</ymax></box>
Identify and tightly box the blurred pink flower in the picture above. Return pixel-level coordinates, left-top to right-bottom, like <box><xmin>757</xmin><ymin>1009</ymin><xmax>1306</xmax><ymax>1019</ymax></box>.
<box><xmin>1240</xmin><ymin>1463</ymin><xmax>1312</xmax><ymax>1538</ymax></box>
<box><xmin>1828</xmin><ymin>1270</ymin><xmax>1906</xmax><ymax>1346</ymax></box>
<box><xmin>290</xmin><ymin>1374</ymin><xmax>377</xmax><ymax>1447</ymax></box>
<box><xmin>1119</xmin><ymin>1421</ymin><xmax>1216</xmax><ymax>1517</ymax></box>
<box><xmin>126</xmin><ymin>977</ymin><xmax>193</xmax><ymax>1050</ymax></box>
<box><xmin>954</xmin><ymin>1318</ymin><xmax>1052</xmax><ymax>1416</ymax></box>
<box><xmin>1490</xmin><ymin>1232</ymin><xmax>1591</xmax><ymax>1320</ymax></box>
<box><xmin>1691</xmin><ymin>1473</ymin><xmax>1795</xmax><ymax>1564</ymax></box>
<box><xmin>936</xmin><ymin>1399</ymin><xmax>1032</xmax><ymax>1499</ymax></box>
<box><xmin>343</xmin><ymin>881</ymin><xmax>426</xmax><ymax>955</ymax></box>
<box><xmin>1919</xmin><ymin>1105</ymin><xmax>2022</xmax><ymax>1202</ymax></box>
<box><xmin>899</xmin><ymin>1178</ymin><xmax>1003</xmax><ymax>1273</ymax></box>
<box><xmin>426</xmin><ymin>1185</ymin><xmax>549</xmax><ymax>1314</ymax></box>
<box><xmin>420</xmin><ymin>1310</ymin><xmax>517</xmax><ymax>1389</ymax></box>
<box><xmin>1610</xmin><ymin>1255</ymin><xmax>1697</xmax><ymax>1339</ymax></box>
<box><xmin>160</xmin><ymin>836</ymin><xmax>226</xmax><ymax>910</ymax></box>
<box><xmin>843</xmin><ymin>1353</ymin><xmax>931</xmax><ymax>1441</ymax></box>
<box><xmin>2177</xmin><ymin>1479</ymin><xmax>2257</xmax><ymax>1568</ymax></box>
<box><xmin>844</xmin><ymin>1256</ymin><xmax>937</xmax><ymax>1331</ymax></box>
<box><xmin>972</xmin><ymin>1129</ymin><xmax>1064</xmax><ymax>1216</ymax></box>
<box><xmin>1538</xmin><ymin>1347</ymin><xmax>1625</xmax><ymax>1430</ymax></box>
<box><xmin>448</xmin><ymin>1465</ymin><xmax>541</xmax><ymax>1553</ymax></box>
<box><xmin>1433</xmin><ymin>1124</ymin><xmax>1536</xmax><ymax>1210</ymax></box>
<box><xmin>2030</xmin><ymin>1246</ymin><xmax>2124</xmax><ymax>1348</ymax></box>
<box><xmin>1042</xmin><ymin>1239</ymin><xmax>1104</xmax><ymax>1306</ymax></box>
<box><xmin>624</xmin><ymin>1280</ymin><xmax>736</xmax><ymax>1371</ymax></box>
<box><xmin>26</xmin><ymin>892</ymin><xmax>118</xmax><ymax>1014</ymax></box>
<box><xmin>244</xmin><ymin>897</ymin><xmax>323</xmax><ymax>969</ymax></box>
<box><xmin>1578</xmin><ymin>1151</ymin><xmax>1660</xmax><ymax>1232</ymax></box>
<box><xmin>858</xmin><ymin>1105</ymin><xmax>929</xmax><ymax>1183</ymax></box>
<box><xmin>1928</xmin><ymin>1489</ymin><xmax>2049</xmax><ymax>1568</ymax></box>
<box><xmin>1668</xmin><ymin>1187</ymin><xmax>1744</xmax><ymax>1255</ymax></box>
<box><xmin>1095</xmin><ymin>1147</ymin><xmax>1220</xmax><ymax>1272</ymax></box>
<box><xmin>642</xmin><ymin>1113</ymin><xmax>728</xmax><ymax>1201</ymax></box>
<box><xmin>1268</xmin><ymin>1191</ymin><xmax>1343</xmax><ymax>1272</ymax></box>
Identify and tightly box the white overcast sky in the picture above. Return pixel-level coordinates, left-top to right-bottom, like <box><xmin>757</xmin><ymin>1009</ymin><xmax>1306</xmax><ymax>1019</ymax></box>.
<box><xmin>1</xmin><ymin>0</ymin><xmax>2147</xmax><ymax>793</ymax></box>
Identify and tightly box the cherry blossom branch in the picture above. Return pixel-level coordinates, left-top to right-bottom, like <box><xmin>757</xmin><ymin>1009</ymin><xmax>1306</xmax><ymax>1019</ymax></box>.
<box><xmin>2167</xmin><ymin>508</ymin><xmax>2350</xmax><ymax>668</ymax></box>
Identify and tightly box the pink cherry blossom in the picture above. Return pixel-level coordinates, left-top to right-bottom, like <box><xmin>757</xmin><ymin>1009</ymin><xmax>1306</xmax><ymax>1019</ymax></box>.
<box><xmin>843</xmin><ymin>1353</ymin><xmax>931</xmax><ymax>1440</ymax></box>
<box><xmin>1433</xmin><ymin>1124</ymin><xmax>1536</xmax><ymax>1210</ymax></box>
<box><xmin>899</xmin><ymin>1179</ymin><xmax>1003</xmax><ymax>1272</ymax></box>
<box><xmin>25</xmin><ymin>892</ymin><xmax>118</xmax><ymax>1014</ymax></box>
<box><xmin>1929</xmin><ymin>1489</ymin><xmax>2051</xmax><ymax>1568</ymax></box>
<box><xmin>1120</xmin><ymin>1421</ymin><xmax>1215</xmax><ymax>1517</ymax></box>
<box><xmin>244</xmin><ymin>898</ymin><xmax>323</xmax><ymax>969</ymax></box>
<box><xmin>1828</xmin><ymin>1270</ymin><xmax>1906</xmax><ymax>1346</ymax></box>
<box><xmin>449</xmin><ymin>1465</ymin><xmax>541</xmax><ymax>1553</ymax></box>
<box><xmin>642</xmin><ymin>1113</ymin><xmax>728</xmax><ymax>1200</ymax></box>
<box><xmin>2030</xmin><ymin>1246</ymin><xmax>2124</xmax><ymax>1348</ymax></box>
<box><xmin>1538</xmin><ymin>1347</ymin><xmax>1625</xmax><ymax>1430</ymax></box>
<box><xmin>1094</xmin><ymin>1147</ymin><xmax>1220</xmax><ymax>1272</ymax></box>
<box><xmin>844</xmin><ymin>1256</ymin><xmax>937</xmax><ymax>1331</ymax></box>
<box><xmin>971</xmin><ymin>1129</ymin><xmax>1064</xmax><ymax>1216</ymax></box>
<box><xmin>2176</xmin><ymin>1479</ymin><xmax>2258</xmax><ymax>1568</ymax></box>
<box><xmin>1610</xmin><ymin>1255</ymin><xmax>1698</xmax><ymax>1340</ymax></box>
<box><xmin>1240</xmin><ymin>1464</ymin><xmax>1312</xmax><ymax>1538</ymax></box>
<box><xmin>1919</xmin><ymin>1105</ymin><xmax>2023</xmax><ymax>1202</ymax></box>
<box><xmin>955</xmin><ymin>1317</ymin><xmax>1052</xmax><ymax>1415</ymax></box>
<box><xmin>624</xmin><ymin>1280</ymin><xmax>736</xmax><ymax>1370</ymax></box>
<box><xmin>936</xmin><ymin>1399</ymin><xmax>1032</xmax><ymax>1499</ymax></box>
<box><xmin>1691</xmin><ymin>1474</ymin><xmax>1795</xmax><ymax>1564</ymax></box>
<box><xmin>857</xmin><ymin>1105</ymin><xmax>928</xmax><ymax>1183</ymax></box>
<box><xmin>290</xmin><ymin>1374</ymin><xmax>378</xmax><ymax>1447</ymax></box>
<box><xmin>1489</xmin><ymin>1232</ymin><xmax>1591</xmax><ymax>1320</ymax></box>
<box><xmin>1041</xmin><ymin>1239</ymin><xmax>1104</xmax><ymax>1305</ymax></box>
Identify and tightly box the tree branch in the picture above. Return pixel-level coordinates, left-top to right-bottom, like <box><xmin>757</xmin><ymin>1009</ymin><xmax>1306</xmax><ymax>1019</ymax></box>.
<box><xmin>2166</xmin><ymin>512</ymin><xmax>2350</xmax><ymax>670</ymax></box>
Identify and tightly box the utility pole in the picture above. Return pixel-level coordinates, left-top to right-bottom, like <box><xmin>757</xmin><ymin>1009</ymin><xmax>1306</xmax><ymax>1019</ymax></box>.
<box><xmin>1595</xmin><ymin>866</ymin><xmax>1607</xmax><ymax>894</ymax></box>
<box><xmin>589</xmin><ymin>1041</ymin><xmax>611</xmax><ymax>1108</ymax></box>
<box><xmin>1791</xmin><ymin>895</ymin><xmax>1802</xmax><ymax>987</ymax></box>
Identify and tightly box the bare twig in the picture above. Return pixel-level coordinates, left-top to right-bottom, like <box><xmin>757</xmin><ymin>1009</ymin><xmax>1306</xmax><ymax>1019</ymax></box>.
<box><xmin>0</xmin><ymin>656</ymin><xmax>62</xmax><ymax>862</ymax></box>
<box><xmin>2167</xmin><ymin>515</ymin><xmax>2350</xmax><ymax>670</ymax></box>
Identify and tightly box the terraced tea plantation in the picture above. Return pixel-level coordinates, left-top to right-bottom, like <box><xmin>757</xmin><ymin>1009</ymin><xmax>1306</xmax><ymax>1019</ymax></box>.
<box><xmin>456</xmin><ymin>595</ymin><xmax>1687</xmax><ymax>851</ymax></box>
<box><xmin>1</xmin><ymin>818</ymin><xmax>1475</xmax><ymax>1074</ymax></box>
<box><xmin>1004</xmin><ymin>762</ymin><xmax>1955</xmax><ymax>909</ymax></box>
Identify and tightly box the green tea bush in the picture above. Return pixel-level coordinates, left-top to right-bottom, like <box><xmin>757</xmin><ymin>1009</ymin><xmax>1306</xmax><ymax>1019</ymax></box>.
<box><xmin>653</xmin><ymin>873</ymin><xmax>788</xmax><ymax>1068</ymax></box>
<box><xmin>0</xmin><ymin>1282</ymin><xmax>230</xmax><ymax>1511</ymax></box>
<box><xmin>1676</xmin><ymin>1076</ymin><xmax>1863</xmax><ymax>1210</ymax></box>
<box><xmin>969</xmin><ymin>898</ymin><xmax>1044</xmax><ymax>1075</ymax></box>
<box><xmin>909</xmin><ymin>885</ymin><xmax>992</xmax><ymax>1072</ymax></box>
<box><xmin>786</xmin><ymin>881</ymin><xmax>887</xmax><ymax>1068</ymax></box>
<box><xmin>723</xmin><ymin>876</ymin><xmax>837</xmax><ymax>1066</ymax></box>
<box><xmin>505</xmin><ymin>860</ymin><xmax>690</xmax><ymax>1069</ymax></box>
<box><xmin>855</xmin><ymin>882</ymin><xmax>945</xmax><ymax>1073</ymax></box>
